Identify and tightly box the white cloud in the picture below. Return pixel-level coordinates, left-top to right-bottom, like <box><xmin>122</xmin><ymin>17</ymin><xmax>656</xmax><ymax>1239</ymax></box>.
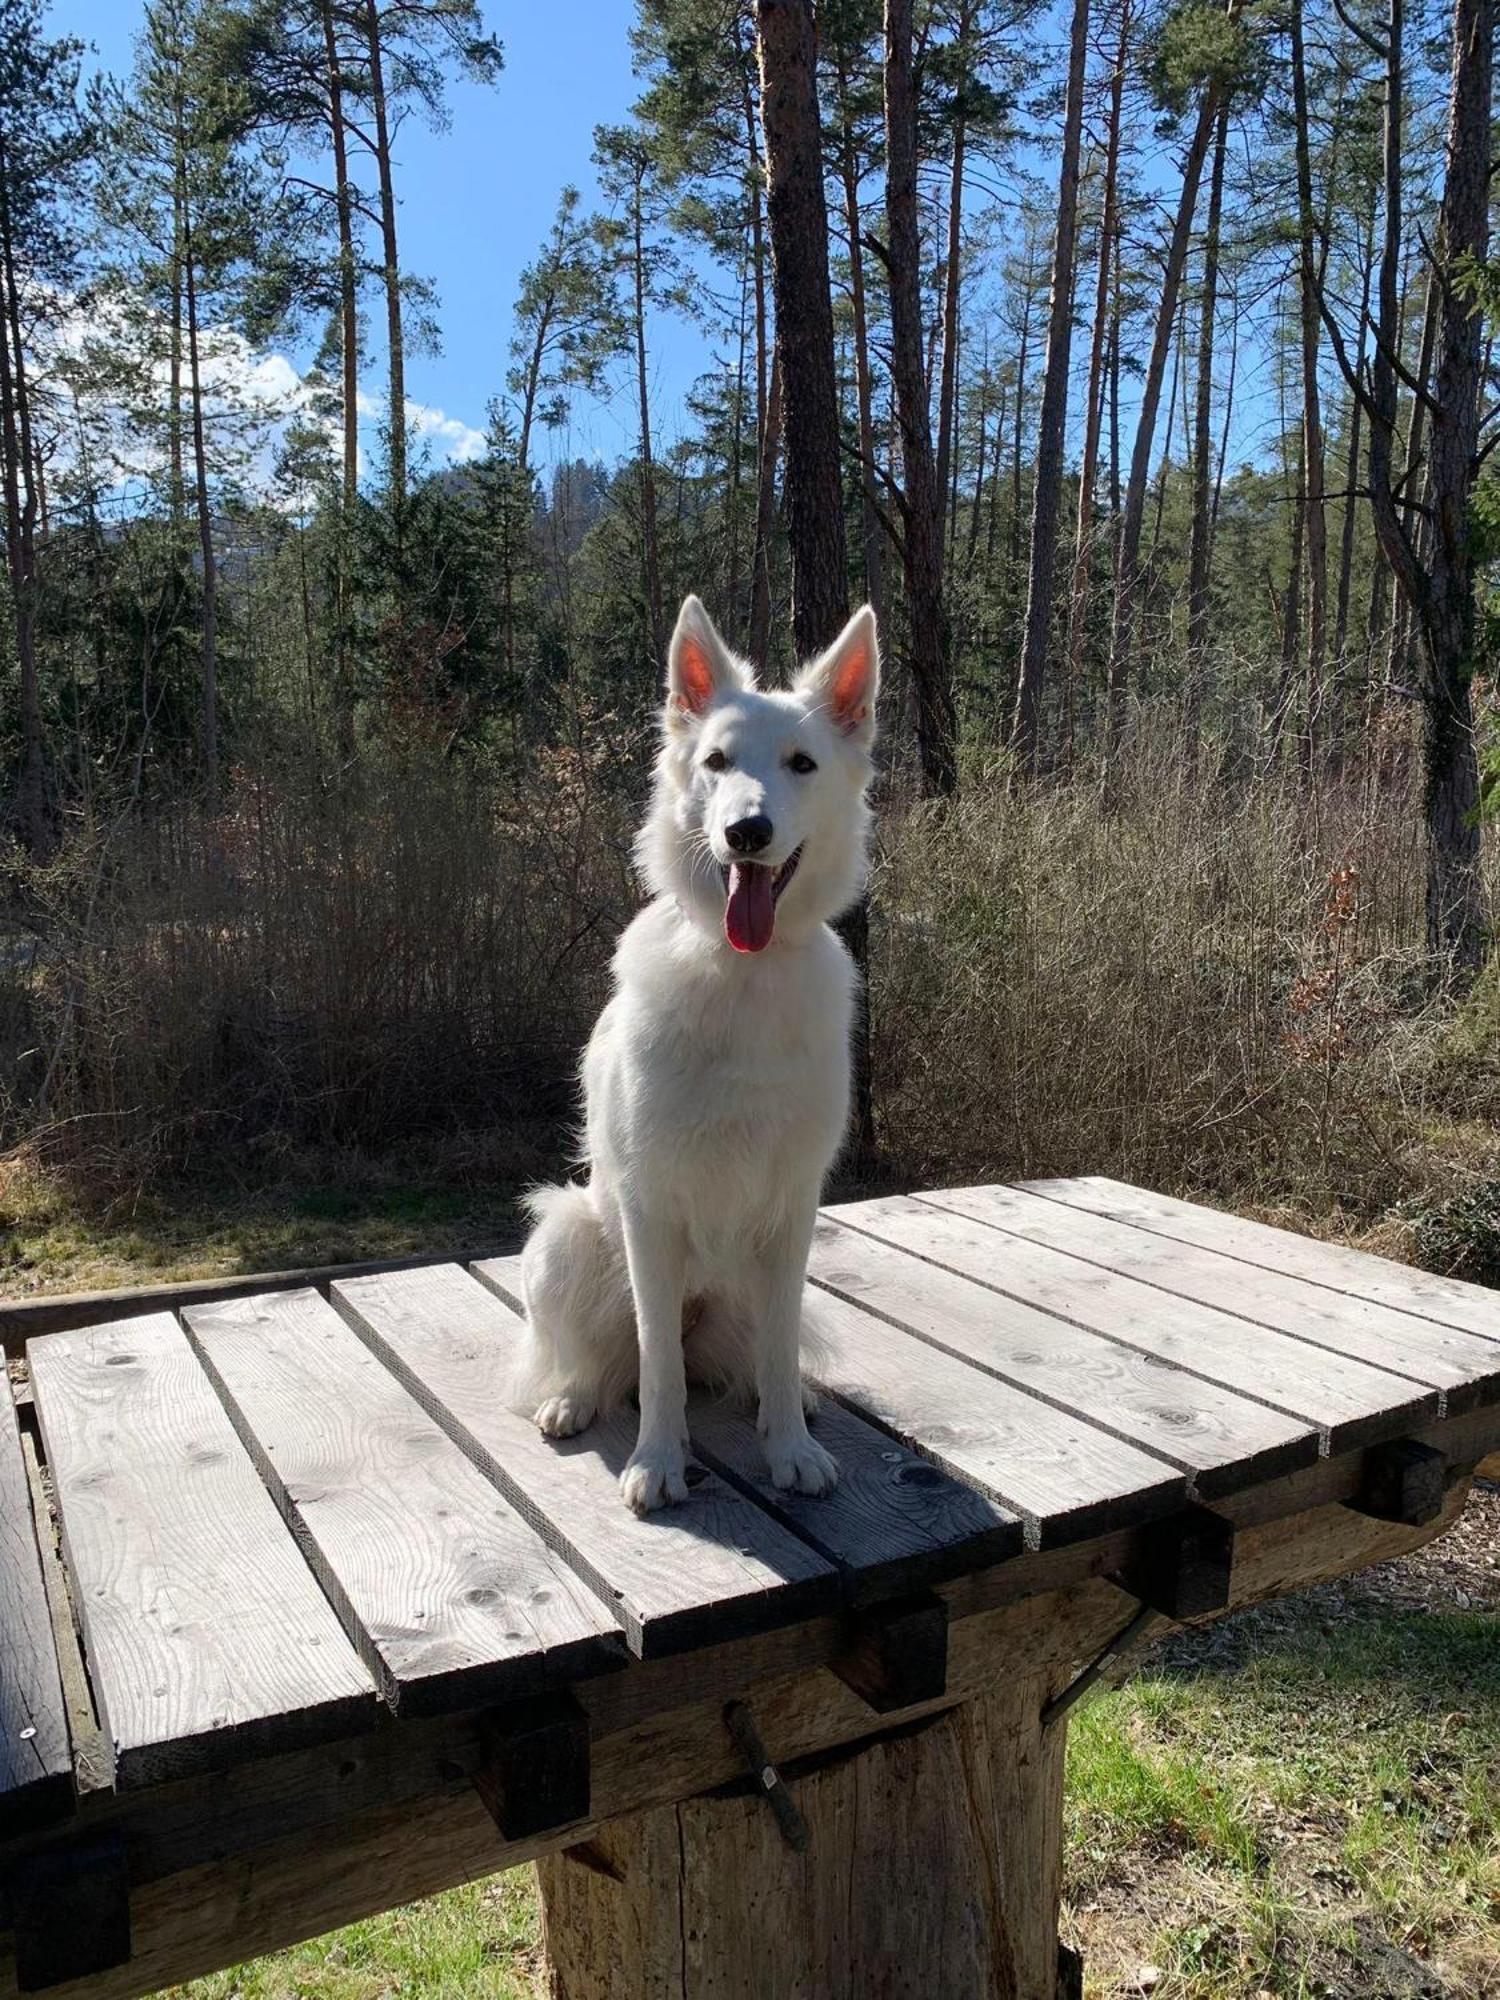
<box><xmin>357</xmin><ymin>389</ymin><xmax>487</xmax><ymax>466</ymax></box>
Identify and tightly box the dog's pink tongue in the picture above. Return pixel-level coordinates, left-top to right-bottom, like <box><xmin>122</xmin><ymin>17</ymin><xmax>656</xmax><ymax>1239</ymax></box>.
<box><xmin>725</xmin><ymin>862</ymin><xmax>775</xmax><ymax>952</ymax></box>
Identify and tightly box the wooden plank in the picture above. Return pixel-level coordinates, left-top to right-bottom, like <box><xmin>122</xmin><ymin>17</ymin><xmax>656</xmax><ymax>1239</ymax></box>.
<box><xmin>0</xmin><ymin>1391</ymin><xmax>72</xmax><ymax>1838</ymax></box>
<box><xmin>806</xmin><ymin>1220</ymin><xmax>1317</xmax><ymax>1495</ymax></box>
<box><xmin>1021</xmin><ymin>1175</ymin><xmax>1500</xmax><ymax>1345</ymax></box>
<box><xmin>27</xmin><ymin>1315</ymin><xmax>375</xmax><ymax>1787</ymax></box>
<box><xmin>803</xmin><ymin>1284</ymin><xmax>1185</xmax><ymax>1547</ymax></box>
<box><xmin>183</xmin><ymin>1290</ymin><xmax>624</xmax><ymax>1717</ymax></box>
<box><xmin>919</xmin><ymin>1185</ymin><xmax>1500</xmax><ymax>1412</ymax></box>
<box><xmin>0</xmin><ymin>1246</ymin><xmax>519</xmax><ymax>1361</ymax></box>
<box><xmin>824</xmin><ymin>1197</ymin><xmax>1439</xmax><ymax>1451</ymax></box>
<box><xmin>472</xmin><ymin>1253</ymin><xmax>1024</xmax><ymax>1605</ymax></box>
<box><xmin>330</xmin><ymin>1265</ymin><xmax>838</xmax><ymax>1659</ymax></box>
<box><xmin>11</xmin><ymin>1458</ymin><xmax>1445</xmax><ymax>2000</ymax></box>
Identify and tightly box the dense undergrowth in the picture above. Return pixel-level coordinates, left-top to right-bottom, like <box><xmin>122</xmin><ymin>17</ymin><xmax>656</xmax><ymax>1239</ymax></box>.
<box><xmin>5</xmin><ymin>712</ymin><xmax>1500</xmax><ymax>1281</ymax></box>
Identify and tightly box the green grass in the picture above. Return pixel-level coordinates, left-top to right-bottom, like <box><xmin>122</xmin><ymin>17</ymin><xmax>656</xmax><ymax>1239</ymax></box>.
<box><xmin>1065</xmin><ymin>1600</ymin><xmax>1500</xmax><ymax>1997</ymax></box>
<box><xmin>169</xmin><ymin>1876</ymin><xmax>543</xmax><ymax>2000</ymax></box>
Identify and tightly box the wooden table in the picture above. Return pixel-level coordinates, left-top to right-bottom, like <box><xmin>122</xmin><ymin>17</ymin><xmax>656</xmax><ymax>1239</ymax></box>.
<box><xmin>3</xmin><ymin>1179</ymin><xmax>1499</xmax><ymax>2000</ymax></box>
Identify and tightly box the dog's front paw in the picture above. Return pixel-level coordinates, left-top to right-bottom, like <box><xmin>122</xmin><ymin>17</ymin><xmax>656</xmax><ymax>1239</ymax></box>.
<box><xmin>765</xmin><ymin>1430</ymin><xmax>839</xmax><ymax>1496</ymax></box>
<box><xmin>620</xmin><ymin>1439</ymin><xmax>689</xmax><ymax>1514</ymax></box>
<box><xmin>534</xmin><ymin>1393</ymin><xmax>596</xmax><ymax>1439</ymax></box>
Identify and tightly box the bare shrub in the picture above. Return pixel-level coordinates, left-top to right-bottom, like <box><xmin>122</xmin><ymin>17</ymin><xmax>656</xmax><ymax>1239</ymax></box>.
<box><xmin>3</xmin><ymin>741</ymin><xmax>636</xmax><ymax>1190</ymax></box>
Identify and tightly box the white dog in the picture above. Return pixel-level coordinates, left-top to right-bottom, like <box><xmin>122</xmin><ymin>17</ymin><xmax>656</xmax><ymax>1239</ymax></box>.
<box><xmin>513</xmin><ymin>593</ymin><xmax>880</xmax><ymax>1512</ymax></box>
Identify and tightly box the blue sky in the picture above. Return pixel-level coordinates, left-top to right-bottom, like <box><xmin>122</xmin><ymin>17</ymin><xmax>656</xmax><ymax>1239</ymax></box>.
<box><xmin>55</xmin><ymin>0</ymin><xmax>715</xmax><ymax>473</ymax></box>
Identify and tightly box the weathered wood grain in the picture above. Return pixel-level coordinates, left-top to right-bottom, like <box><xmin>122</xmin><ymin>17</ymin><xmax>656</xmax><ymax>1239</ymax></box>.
<box><xmin>27</xmin><ymin>1314</ymin><xmax>375</xmax><ymax>1787</ymax></box>
<box><xmin>1022</xmin><ymin>1175</ymin><xmax>1500</xmax><ymax>1345</ymax></box>
<box><xmin>331</xmin><ymin>1265</ymin><xmax>838</xmax><ymax>1658</ymax></box>
<box><xmin>477</xmin><ymin>1241</ymin><xmax>1185</xmax><ymax>1553</ymax></box>
<box><xmin>537</xmin><ymin>1663</ymin><xmax>1070</xmax><ymax>2000</ymax></box>
<box><xmin>807</xmin><ymin>1219</ymin><xmax>1318</xmax><ymax>1494</ymax></box>
<box><xmin>804</xmin><ymin>1284</ymin><xmax>1185</xmax><ymax>1546</ymax></box>
<box><xmin>687</xmin><ymin>1399</ymin><xmax>1023</xmax><ymax>1602</ymax></box>
<box><xmin>917</xmin><ymin>1185</ymin><xmax>1500</xmax><ymax>1411</ymax></box>
<box><xmin>0</xmin><ymin>1388</ymin><xmax>72</xmax><ymax>1837</ymax></box>
<box><xmin>183</xmin><ymin>1289</ymin><xmax>624</xmax><ymax>1716</ymax></box>
<box><xmin>825</xmin><ymin>1196</ymin><xmax>1439</xmax><ymax>1449</ymax></box>
<box><xmin>0</xmin><ymin>1475</ymin><xmax>1470</xmax><ymax>2000</ymax></box>
<box><xmin>0</xmin><ymin>1247</ymin><xmax>522</xmax><ymax>1361</ymax></box>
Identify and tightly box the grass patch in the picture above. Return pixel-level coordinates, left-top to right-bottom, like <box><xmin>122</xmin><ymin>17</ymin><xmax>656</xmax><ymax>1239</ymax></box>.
<box><xmin>1066</xmin><ymin>1596</ymin><xmax>1500</xmax><ymax>1997</ymax></box>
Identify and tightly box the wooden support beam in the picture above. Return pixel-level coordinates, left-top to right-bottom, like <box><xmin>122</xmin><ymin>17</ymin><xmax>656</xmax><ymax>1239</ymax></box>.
<box><xmin>1120</xmin><ymin>1504</ymin><xmax>1236</xmax><ymax>1619</ymax></box>
<box><xmin>470</xmin><ymin>1692</ymin><xmax>589</xmax><ymax>1843</ymax></box>
<box><xmin>830</xmin><ymin>1591</ymin><xmax>949</xmax><ymax>1713</ymax></box>
<box><xmin>0</xmin><ymin>1480</ymin><xmax>1473</xmax><ymax>2000</ymax></box>
<box><xmin>1347</xmin><ymin>1439</ymin><xmax>1450</xmax><ymax>1527</ymax></box>
<box><xmin>7</xmin><ymin>1833</ymin><xmax>129</xmax><ymax>1992</ymax></box>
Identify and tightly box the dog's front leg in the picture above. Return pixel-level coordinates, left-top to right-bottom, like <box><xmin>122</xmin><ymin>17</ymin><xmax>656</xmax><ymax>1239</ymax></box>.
<box><xmin>618</xmin><ymin>1202</ymin><xmax>690</xmax><ymax>1513</ymax></box>
<box><xmin>755</xmin><ymin>1197</ymin><xmax>839</xmax><ymax>1496</ymax></box>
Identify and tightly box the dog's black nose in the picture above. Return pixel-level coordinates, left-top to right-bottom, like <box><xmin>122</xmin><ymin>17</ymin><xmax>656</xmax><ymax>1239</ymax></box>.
<box><xmin>725</xmin><ymin>815</ymin><xmax>774</xmax><ymax>856</ymax></box>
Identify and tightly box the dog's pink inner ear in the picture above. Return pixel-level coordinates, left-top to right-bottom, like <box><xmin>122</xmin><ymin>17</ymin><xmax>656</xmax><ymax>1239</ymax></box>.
<box><xmin>674</xmin><ymin>634</ymin><xmax>717</xmax><ymax>715</ymax></box>
<box><xmin>829</xmin><ymin>636</ymin><xmax>872</xmax><ymax>733</ymax></box>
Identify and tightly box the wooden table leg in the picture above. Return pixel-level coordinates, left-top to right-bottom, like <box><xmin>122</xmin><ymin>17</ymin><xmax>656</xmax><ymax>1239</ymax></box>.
<box><xmin>536</xmin><ymin>1669</ymin><xmax>1071</xmax><ymax>2000</ymax></box>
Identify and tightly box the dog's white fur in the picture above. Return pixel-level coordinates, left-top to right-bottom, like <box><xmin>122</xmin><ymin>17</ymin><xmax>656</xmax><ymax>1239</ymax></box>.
<box><xmin>513</xmin><ymin>594</ymin><xmax>880</xmax><ymax>1512</ymax></box>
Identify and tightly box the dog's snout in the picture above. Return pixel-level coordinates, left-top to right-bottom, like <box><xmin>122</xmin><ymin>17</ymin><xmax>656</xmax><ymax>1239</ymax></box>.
<box><xmin>725</xmin><ymin>814</ymin><xmax>773</xmax><ymax>856</ymax></box>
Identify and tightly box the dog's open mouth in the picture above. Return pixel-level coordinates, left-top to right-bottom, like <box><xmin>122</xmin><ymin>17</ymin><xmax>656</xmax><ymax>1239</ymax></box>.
<box><xmin>721</xmin><ymin>847</ymin><xmax>802</xmax><ymax>953</ymax></box>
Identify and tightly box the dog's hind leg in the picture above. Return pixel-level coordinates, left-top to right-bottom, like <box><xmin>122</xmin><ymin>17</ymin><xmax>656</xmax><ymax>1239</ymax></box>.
<box><xmin>514</xmin><ymin>1184</ymin><xmax>635</xmax><ymax>1437</ymax></box>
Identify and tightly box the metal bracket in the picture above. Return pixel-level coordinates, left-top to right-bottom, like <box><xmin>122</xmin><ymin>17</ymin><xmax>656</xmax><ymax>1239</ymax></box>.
<box><xmin>1042</xmin><ymin>1601</ymin><xmax>1163</xmax><ymax>1728</ymax></box>
<box><xmin>723</xmin><ymin>1700</ymin><xmax>809</xmax><ymax>1852</ymax></box>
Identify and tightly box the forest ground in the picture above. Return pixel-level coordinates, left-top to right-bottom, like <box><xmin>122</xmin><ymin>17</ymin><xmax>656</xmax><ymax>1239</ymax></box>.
<box><xmin>5</xmin><ymin>1161</ymin><xmax>1498</xmax><ymax>2000</ymax></box>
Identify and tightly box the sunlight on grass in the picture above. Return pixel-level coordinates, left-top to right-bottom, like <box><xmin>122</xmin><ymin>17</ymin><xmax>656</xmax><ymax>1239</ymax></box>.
<box><xmin>168</xmin><ymin>1874</ymin><xmax>543</xmax><ymax>2000</ymax></box>
<box><xmin>1066</xmin><ymin>1604</ymin><xmax>1500</xmax><ymax>1996</ymax></box>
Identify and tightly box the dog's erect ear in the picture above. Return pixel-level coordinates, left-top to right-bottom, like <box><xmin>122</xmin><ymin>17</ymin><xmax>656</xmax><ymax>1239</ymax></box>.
<box><xmin>796</xmin><ymin>605</ymin><xmax>879</xmax><ymax>744</ymax></box>
<box><xmin>666</xmin><ymin>596</ymin><xmax>745</xmax><ymax>722</ymax></box>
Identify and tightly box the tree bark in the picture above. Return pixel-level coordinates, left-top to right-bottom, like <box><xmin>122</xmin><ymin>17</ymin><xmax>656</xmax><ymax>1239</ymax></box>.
<box><xmin>1186</xmin><ymin>97</ymin><xmax>1229</xmax><ymax>713</ymax></box>
<box><xmin>884</xmin><ymin>0</ymin><xmax>956</xmax><ymax>792</ymax></box>
<box><xmin>363</xmin><ymin>0</ymin><xmax>405</xmax><ymax>509</ymax></box>
<box><xmin>1104</xmin><ymin>71</ymin><xmax>1226</xmax><ymax>758</ymax></box>
<box><xmin>629</xmin><ymin>172</ymin><xmax>666</xmax><ymax>675</ymax></box>
<box><xmin>1290</xmin><ymin>0</ymin><xmax>1327</xmax><ymax>765</ymax></box>
<box><xmin>1063</xmin><ymin>0</ymin><xmax>1130</xmax><ymax>744</ymax></box>
<box><xmin>755</xmin><ymin>0</ymin><xmax>850</xmax><ymax>662</ymax></box>
<box><xmin>1333</xmin><ymin>195</ymin><xmax>1376</xmax><ymax>678</ymax></box>
<box><xmin>322</xmin><ymin>0</ymin><xmax>357</xmax><ymax>756</ymax></box>
<box><xmin>180</xmin><ymin>178</ymin><xmax>219</xmax><ymax>800</ymax></box>
<box><xmin>835</xmin><ymin>44</ymin><xmax>884</xmax><ymax>634</ymax></box>
<box><xmin>1013</xmin><ymin>0</ymin><xmax>1092</xmax><ymax>770</ymax></box>
<box><xmin>934</xmin><ymin>0</ymin><xmax>974</xmax><ymax>566</ymax></box>
<box><xmin>0</xmin><ymin>146</ymin><xmax>44</xmax><ymax>853</ymax></box>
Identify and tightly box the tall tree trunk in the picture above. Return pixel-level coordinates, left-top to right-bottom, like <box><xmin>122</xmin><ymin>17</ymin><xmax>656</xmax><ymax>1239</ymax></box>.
<box><xmin>0</xmin><ymin>151</ymin><xmax>43</xmax><ymax>853</ymax></box>
<box><xmin>735</xmin><ymin>16</ymin><xmax>778</xmax><ymax>655</ymax></box>
<box><xmin>1063</xmin><ymin>0</ymin><xmax>1130</xmax><ymax>738</ymax></box>
<box><xmin>1104</xmin><ymin>70</ymin><xmax>1226</xmax><ymax>758</ymax></box>
<box><xmin>836</xmin><ymin>45</ymin><xmax>884</xmax><ymax>632</ymax></box>
<box><xmin>181</xmin><ymin>191</ymin><xmax>219</xmax><ymax>800</ymax></box>
<box><xmin>169</xmin><ymin>178</ymin><xmax>186</xmax><ymax>531</ymax></box>
<box><xmin>363</xmin><ymin>0</ymin><xmax>405</xmax><ymax>509</ymax></box>
<box><xmin>884</xmin><ymin>0</ymin><xmax>956</xmax><ymax>792</ymax></box>
<box><xmin>1186</xmin><ymin>97</ymin><xmax>1229</xmax><ymax>711</ymax></box>
<box><xmin>1013</xmin><ymin>0</ymin><xmax>1091</xmax><ymax>769</ymax></box>
<box><xmin>630</xmin><ymin>178</ymin><xmax>666</xmax><ymax>674</ymax></box>
<box><xmin>755</xmin><ymin>0</ymin><xmax>849</xmax><ymax>661</ymax></box>
<box><xmin>1414</xmin><ymin>0</ymin><xmax>1490</xmax><ymax>969</ymax></box>
<box><xmin>747</xmin><ymin>347</ymin><xmax>781</xmax><ymax>671</ymax></box>
<box><xmin>1290</xmin><ymin>0</ymin><xmax>1327</xmax><ymax>766</ymax></box>
<box><xmin>1333</xmin><ymin>195</ymin><xmax>1376</xmax><ymax>677</ymax></box>
<box><xmin>1274</xmin><ymin>440</ymin><xmax>1305</xmax><ymax>753</ymax></box>
<box><xmin>934</xmin><ymin>0</ymin><xmax>973</xmax><ymax>566</ymax></box>
<box><xmin>1386</xmin><ymin>269</ymin><xmax>1439</xmax><ymax>689</ymax></box>
<box><xmin>323</xmin><ymin>0</ymin><xmax>357</xmax><ymax>756</ymax></box>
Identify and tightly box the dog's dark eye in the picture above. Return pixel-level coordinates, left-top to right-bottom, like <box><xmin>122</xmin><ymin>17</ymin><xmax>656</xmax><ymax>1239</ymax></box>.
<box><xmin>788</xmin><ymin>751</ymin><xmax>818</xmax><ymax>774</ymax></box>
<box><xmin>703</xmin><ymin>748</ymin><xmax>729</xmax><ymax>772</ymax></box>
